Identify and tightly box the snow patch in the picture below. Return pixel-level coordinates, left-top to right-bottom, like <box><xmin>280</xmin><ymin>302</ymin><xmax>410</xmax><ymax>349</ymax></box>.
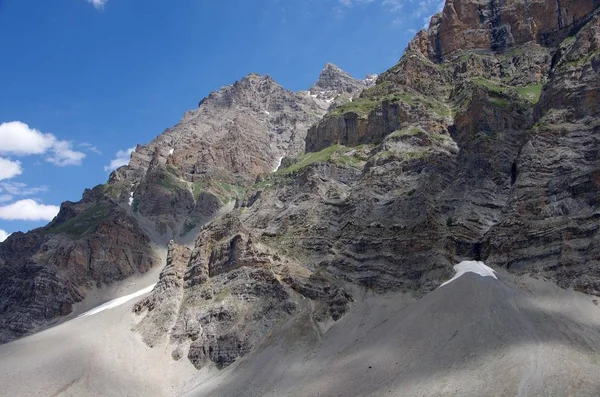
<box><xmin>128</xmin><ymin>191</ymin><xmax>134</xmax><ymax>206</ymax></box>
<box><xmin>77</xmin><ymin>283</ymin><xmax>156</xmax><ymax>318</ymax></box>
<box><xmin>273</xmin><ymin>156</ymin><xmax>284</xmax><ymax>172</ymax></box>
<box><xmin>440</xmin><ymin>260</ymin><xmax>497</xmax><ymax>287</ymax></box>
<box><xmin>264</xmin><ymin>111</ymin><xmax>270</xmax><ymax>116</ymax></box>
<box><xmin>168</xmin><ymin>148</ymin><xmax>174</xmax><ymax>155</ymax></box>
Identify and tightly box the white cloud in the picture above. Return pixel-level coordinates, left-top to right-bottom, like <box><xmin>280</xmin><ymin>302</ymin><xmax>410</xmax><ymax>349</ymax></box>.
<box><xmin>0</xmin><ymin>157</ymin><xmax>22</xmax><ymax>181</ymax></box>
<box><xmin>87</xmin><ymin>0</ymin><xmax>108</xmax><ymax>9</ymax></box>
<box><xmin>0</xmin><ymin>199</ymin><xmax>59</xmax><ymax>221</ymax></box>
<box><xmin>0</xmin><ymin>121</ymin><xmax>55</xmax><ymax>155</ymax></box>
<box><xmin>0</xmin><ymin>121</ymin><xmax>86</xmax><ymax>167</ymax></box>
<box><xmin>0</xmin><ymin>229</ymin><xmax>9</xmax><ymax>242</ymax></box>
<box><xmin>104</xmin><ymin>147</ymin><xmax>135</xmax><ymax>172</ymax></box>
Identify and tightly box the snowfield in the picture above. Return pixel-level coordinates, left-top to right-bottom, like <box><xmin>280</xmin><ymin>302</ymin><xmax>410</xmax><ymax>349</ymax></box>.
<box><xmin>440</xmin><ymin>260</ymin><xmax>497</xmax><ymax>287</ymax></box>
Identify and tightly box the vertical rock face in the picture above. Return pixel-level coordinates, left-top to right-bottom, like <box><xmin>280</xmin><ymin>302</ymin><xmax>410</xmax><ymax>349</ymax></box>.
<box><xmin>485</xmin><ymin>14</ymin><xmax>600</xmax><ymax>294</ymax></box>
<box><xmin>418</xmin><ymin>0</ymin><xmax>598</xmax><ymax>61</ymax></box>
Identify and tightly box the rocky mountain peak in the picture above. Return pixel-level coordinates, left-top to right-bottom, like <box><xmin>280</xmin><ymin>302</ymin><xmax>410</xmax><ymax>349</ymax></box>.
<box><xmin>311</xmin><ymin>62</ymin><xmax>361</xmax><ymax>94</ymax></box>
<box><xmin>309</xmin><ymin>62</ymin><xmax>375</xmax><ymax>105</ymax></box>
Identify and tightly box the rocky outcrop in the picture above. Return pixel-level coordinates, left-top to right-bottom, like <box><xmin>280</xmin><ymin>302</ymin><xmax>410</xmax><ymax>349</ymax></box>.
<box><xmin>419</xmin><ymin>0</ymin><xmax>598</xmax><ymax>61</ymax></box>
<box><xmin>133</xmin><ymin>242</ymin><xmax>191</xmax><ymax>347</ymax></box>
<box><xmin>134</xmin><ymin>215</ymin><xmax>352</xmax><ymax>369</ymax></box>
<box><xmin>0</xmin><ymin>187</ymin><xmax>159</xmax><ymax>343</ymax></box>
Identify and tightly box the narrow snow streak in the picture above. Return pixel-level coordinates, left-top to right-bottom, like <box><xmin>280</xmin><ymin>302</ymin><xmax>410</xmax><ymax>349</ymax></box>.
<box><xmin>128</xmin><ymin>191</ymin><xmax>134</xmax><ymax>206</ymax></box>
<box><xmin>440</xmin><ymin>260</ymin><xmax>497</xmax><ymax>287</ymax></box>
<box><xmin>77</xmin><ymin>283</ymin><xmax>156</xmax><ymax>318</ymax></box>
<box><xmin>273</xmin><ymin>156</ymin><xmax>284</xmax><ymax>172</ymax></box>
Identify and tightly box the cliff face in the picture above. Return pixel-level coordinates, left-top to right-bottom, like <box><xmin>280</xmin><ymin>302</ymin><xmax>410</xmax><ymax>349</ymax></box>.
<box><xmin>420</xmin><ymin>0</ymin><xmax>599</xmax><ymax>61</ymax></box>
<box><xmin>485</xmin><ymin>15</ymin><xmax>600</xmax><ymax>293</ymax></box>
<box><xmin>299</xmin><ymin>2</ymin><xmax>600</xmax><ymax>298</ymax></box>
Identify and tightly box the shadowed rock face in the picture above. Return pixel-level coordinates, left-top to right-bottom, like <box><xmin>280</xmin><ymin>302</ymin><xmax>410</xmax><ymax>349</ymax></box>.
<box><xmin>484</xmin><ymin>15</ymin><xmax>600</xmax><ymax>294</ymax></box>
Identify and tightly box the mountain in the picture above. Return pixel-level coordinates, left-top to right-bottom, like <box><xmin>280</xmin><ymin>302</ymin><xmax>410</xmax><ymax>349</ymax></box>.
<box><xmin>1</xmin><ymin>0</ymin><xmax>600</xmax><ymax>395</ymax></box>
<box><xmin>0</xmin><ymin>65</ymin><xmax>364</xmax><ymax>344</ymax></box>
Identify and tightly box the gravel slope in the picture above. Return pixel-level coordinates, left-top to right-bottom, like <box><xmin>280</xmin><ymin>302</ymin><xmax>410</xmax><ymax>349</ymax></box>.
<box><xmin>2</xmin><ymin>267</ymin><xmax>600</xmax><ymax>397</ymax></box>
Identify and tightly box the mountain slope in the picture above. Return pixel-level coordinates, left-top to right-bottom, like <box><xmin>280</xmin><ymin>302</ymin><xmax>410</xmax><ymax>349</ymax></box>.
<box><xmin>3</xmin><ymin>266</ymin><xmax>600</xmax><ymax>397</ymax></box>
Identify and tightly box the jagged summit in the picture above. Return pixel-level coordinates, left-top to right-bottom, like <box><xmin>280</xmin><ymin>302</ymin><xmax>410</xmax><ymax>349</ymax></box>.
<box><xmin>309</xmin><ymin>62</ymin><xmax>376</xmax><ymax>105</ymax></box>
<box><xmin>311</xmin><ymin>62</ymin><xmax>364</xmax><ymax>93</ymax></box>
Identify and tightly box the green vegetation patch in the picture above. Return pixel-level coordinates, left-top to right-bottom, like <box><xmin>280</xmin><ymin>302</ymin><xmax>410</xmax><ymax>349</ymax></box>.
<box><xmin>191</xmin><ymin>181</ymin><xmax>204</xmax><ymax>201</ymax></box>
<box><xmin>331</xmin><ymin>98</ymin><xmax>379</xmax><ymax>116</ymax></box>
<box><xmin>156</xmin><ymin>170</ymin><xmax>187</xmax><ymax>191</ymax></box>
<box><xmin>472</xmin><ymin>78</ymin><xmax>507</xmax><ymax>95</ymax></box>
<box><xmin>388</xmin><ymin>127</ymin><xmax>421</xmax><ymax>140</ymax></box>
<box><xmin>562</xmin><ymin>50</ymin><xmax>600</xmax><ymax>69</ymax></box>
<box><xmin>331</xmin><ymin>90</ymin><xmax>417</xmax><ymax>117</ymax></box>
<box><xmin>472</xmin><ymin>78</ymin><xmax>542</xmax><ymax>107</ymax></box>
<box><xmin>277</xmin><ymin>145</ymin><xmax>341</xmax><ymax>174</ymax></box>
<box><xmin>47</xmin><ymin>203</ymin><xmax>112</xmax><ymax>238</ymax></box>
<box><xmin>276</xmin><ymin>144</ymin><xmax>370</xmax><ymax>175</ymax></box>
<box><xmin>219</xmin><ymin>182</ymin><xmax>244</xmax><ymax>196</ymax></box>
<box><xmin>103</xmin><ymin>182</ymin><xmax>128</xmax><ymax>200</ymax></box>
<box><xmin>515</xmin><ymin>84</ymin><xmax>542</xmax><ymax>104</ymax></box>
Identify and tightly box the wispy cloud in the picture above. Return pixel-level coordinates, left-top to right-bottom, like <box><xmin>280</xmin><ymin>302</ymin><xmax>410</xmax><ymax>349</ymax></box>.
<box><xmin>0</xmin><ymin>182</ymin><xmax>48</xmax><ymax>204</ymax></box>
<box><xmin>87</xmin><ymin>0</ymin><xmax>107</xmax><ymax>10</ymax></box>
<box><xmin>337</xmin><ymin>0</ymin><xmax>443</xmax><ymax>26</ymax></box>
<box><xmin>79</xmin><ymin>142</ymin><xmax>102</xmax><ymax>155</ymax></box>
<box><xmin>104</xmin><ymin>147</ymin><xmax>135</xmax><ymax>172</ymax></box>
<box><xmin>0</xmin><ymin>182</ymin><xmax>48</xmax><ymax>197</ymax></box>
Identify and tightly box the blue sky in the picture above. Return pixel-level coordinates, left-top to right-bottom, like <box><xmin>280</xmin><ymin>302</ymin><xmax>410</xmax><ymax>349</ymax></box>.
<box><xmin>0</xmin><ymin>0</ymin><xmax>443</xmax><ymax>239</ymax></box>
